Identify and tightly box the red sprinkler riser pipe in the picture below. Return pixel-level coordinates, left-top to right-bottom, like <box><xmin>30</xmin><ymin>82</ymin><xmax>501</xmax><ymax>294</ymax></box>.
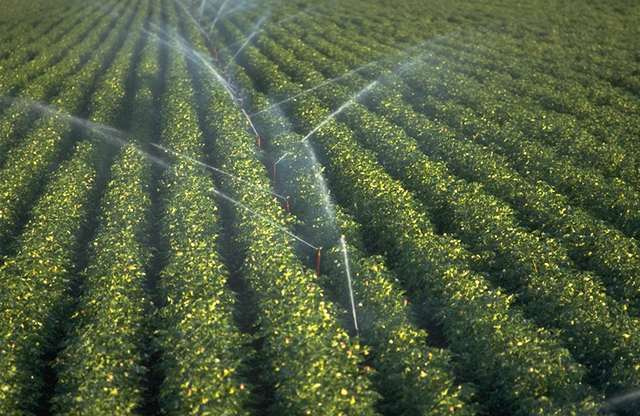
<box><xmin>315</xmin><ymin>248</ymin><xmax>322</xmax><ymax>276</ymax></box>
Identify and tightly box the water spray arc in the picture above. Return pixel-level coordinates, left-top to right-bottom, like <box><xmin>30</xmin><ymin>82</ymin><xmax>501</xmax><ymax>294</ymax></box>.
<box><xmin>250</xmin><ymin>62</ymin><xmax>378</xmax><ymax>117</ymax></box>
<box><xmin>151</xmin><ymin>5</ymin><xmax>336</xmax><ymax>279</ymax></box>
<box><xmin>146</xmin><ymin>24</ymin><xmax>264</xmax><ymax>149</ymax></box>
<box><xmin>172</xmin><ymin>0</ymin><xmax>209</xmax><ymax>40</ymax></box>
<box><xmin>150</xmin><ymin>142</ymin><xmax>287</xmax><ymax>201</ymax></box>
<box><xmin>270</xmin><ymin>79</ymin><xmax>379</xmax><ymax>168</ymax></box>
<box><xmin>0</xmin><ymin>96</ymin><xmax>324</xmax><ymax>278</ymax></box>
<box><xmin>208</xmin><ymin>0</ymin><xmax>230</xmax><ymax>33</ymax></box>
<box><xmin>225</xmin><ymin>14</ymin><xmax>270</xmax><ymax>71</ymax></box>
<box><xmin>299</xmin><ymin>80</ymin><xmax>378</xmax><ymax>146</ymax></box>
<box><xmin>340</xmin><ymin>235</ymin><xmax>359</xmax><ymax>335</ymax></box>
<box><xmin>147</xmin><ymin>22</ymin><xmax>236</xmax><ymax>101</ymax></box>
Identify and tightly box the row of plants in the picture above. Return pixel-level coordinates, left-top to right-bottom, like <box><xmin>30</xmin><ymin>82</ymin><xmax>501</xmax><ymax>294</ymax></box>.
<box><xmin>180</xmin><ymin>11</ymin><xmax>383</xmax><ymax>414</ymax></box>
<box><xmin>0</xmin><ymin>0</ymin><xmax>119</xmax><ymax>97</ymax></box>
<box><xmin>424</xmin><ymin>34</ymin><xmax>640</xmax><ymax>166</ymax></box>
<box><xmin>323</xmin><ymin>0</ymin><xmax>638</xmax><ymax>108</ymax></box>
<box><xmin>0</xmin><ymin>1</ymin><xmax>93</xmax><ymax>77</ymax></box>
<box><xmin>274</xmin><ymin>134</ymin><xmax>475</xmax><ymax>416</ymax></box>
<box><xmin>0</xmin><ymin>1</ymin><xmax>79</xmax><ymax>61</ymax></box>
<box><xmin>395</xmin><ymin>50</ymin><xmax>640</xmax><ymax>195</ymax></box>
<box><xmin>0</xmin><ymin>141</ymin><xmax>98</xmax><ymax>414</ymax></box>
<box><xmin>338</xmin><ymin>1</ymin><xmax>638</xmax><ymax>118</ymax></box>
<box><xmin>209</xmin><ymin>29</ymin><xmax>476</xmax><ymax>415</ymax></box>
<box><xmin>0</xmin><ymin>0</ymin><xmax>142</xmax><ymax>252</ymax></box>
<box><xmin>51</xmin><ymin>3</ymin><xmax>153</xmax><ymax>413</ymax></box>
<box><xmin>290</xmin><ymin>5</ymin><xmax>640</xmax><ymax>192</ymax></box>
<box><xmin>324</xmin><ymin>6</ymin><xmax>640</xmax><ymax>193</ymax></box>
<box><xmin>227</xmin><ymin>33</ymin><xmax>602</xmax><ymax>415</ymax></box>
<box><xmin>0</xmin><ymin>0</ymin><xmax>126</xmax><ymax>166</ymax></box>
<box><xmin>246</xmin><ymin>21</ymin><xmax>640</xmax><ymax>395</ymax></box>
<box><xmin>272</xmin><ymin>2</ymin><xmax>640</xmax><ymax>185</ymax></box>
<box><xmin>274</xmin><ymin>15</ymin><xmax>640</xmax><ymax>312</ymax></box>
<box><xmin>428</xmin><ymin>29</ymin><xmax>640</xmax><ymax>118</ymax></box>
<box><xmin>52</xmin><ymin>144</ymin><xmax>151</xmax><ymax>415</ymax></box>
<box><xmin>259</xmin><ymin>98</ymin><xmax>475</xmax><ymax>416</ymax></box>
<box><xmin>154</xmin><ymin>4</ymin><xmax>252</xmax><ymax>413</ymax></box>
<box><xmin>401</xmin><ymin>64</ymin><xmax>640</xmax><ymax>238</ymax></box>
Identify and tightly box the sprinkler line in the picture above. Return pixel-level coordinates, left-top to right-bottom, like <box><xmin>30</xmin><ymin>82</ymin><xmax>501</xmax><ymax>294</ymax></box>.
<box><xmin>151</xmin><ymin>142</ymin><xmax>287</xmax><ymax>201</ymax></box>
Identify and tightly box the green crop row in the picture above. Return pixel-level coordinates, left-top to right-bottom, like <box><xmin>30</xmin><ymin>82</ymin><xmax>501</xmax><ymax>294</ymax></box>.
<box><xmin>246</xmin><ymin>19</ymin><xmax>640</xmax><ymax>391</ymax></box>
<box><xmin>52</xmin><ymin>3</ymin><xmax>154</xmax><ymax>412</ymax></box>
<box><xmin>274</xmin><ymin>25</ymin><xmax>640</xmax><ymax>388</ymax></box>
<box><xmin>281</xmin><ymin>7</ymin><xmax>640</xmax><ymax>237</ymax></box>
<box><xmin>292</xmin><ymin>16</ymin><xmax>640</xmax><ymax>190</ymax></box>
<box><xmin>0</xmin><ymin>142</ymin><xmax>97</xmax><ymax>414</ymax></box>
<box><xmin>52</xmin><ymin>145</ymin><xmax>151</xmax><ymax>415</ymax></box>
<box><xmin>0</xmin><ymin>1</ymin><xmax>79</xmax><ymax>60</ymax></box>
<box><xmin>179</xmin><ymin>10</ymin><xmax>382</xmax><ymax>414</ymax></box>
<box><xmin>154</xmin><ymin>5</ymin><xmax>252</xmax><ymax>412</ymax></box>
<box><xmin>403</xmin><ymin>67</ymin><xmax>640</xmax><ymax>237</ymax></box>
<box><xmin>248</xmin><ymin>22</ymin><xmax>640</xmax><ymax>394</ymax></box>
<box><xmin>420</xmin><ymin>37</ymin><xmax>640</xmax><ymax>174</ymax></box>
<box><xmin>269</xmin><ymin>130</ymin><xmax>474</xmax><ymax>416</ymax></box>
<box><xmin>0</xmin><ymin>0</ymin><xmax>125</xmax><ymax>166</ymax></box>
<box><xmin>269</xmin><ymin>3</ymin><xmax>640</xmax><ymax>187</ymax></box>
<box><xmin>273</xmin><ymin>15</ymin><xmax>640</xmax><ymax>313</ymax></box>
<box><xmin>0</xmin><ymin>0</ymin><xmax>141</xmax><ymax>251</ymax></box>
<box><xmin>0</xmin><ymin>2</ymin><xmax>96</xmax><ymax>78</ymax></box>
<box><xmin>226</xmin><ymin>28</ymin><xmax>606</xmax><ymax>414</ymax></box>
<box><xmin>210</xmin><ymin>31</ymin><xmax>476</xmax><ymax>415</ymax></box>
<box><xmin>0</xmin><ymin>1</ymin><xmax>120</xmax><ymax>98</ymax></box>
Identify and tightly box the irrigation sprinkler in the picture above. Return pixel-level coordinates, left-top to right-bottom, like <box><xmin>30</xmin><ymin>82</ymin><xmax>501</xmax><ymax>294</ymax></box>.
<box><xmin>271</xmin><ymin>152</ymin><xmax>290</xmax><ymax>182</ymax></box>
<box><xmin>284</xmin><ymin>195</ymin><xmax>291</xmax><ymax>213</ymax></box>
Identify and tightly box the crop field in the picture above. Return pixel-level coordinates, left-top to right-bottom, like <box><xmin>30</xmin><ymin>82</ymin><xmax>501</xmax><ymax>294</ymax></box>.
<box><xmin>0</xmin><ymin>0</ymin><xmax>639</xmax><ymax>414</ymax></box>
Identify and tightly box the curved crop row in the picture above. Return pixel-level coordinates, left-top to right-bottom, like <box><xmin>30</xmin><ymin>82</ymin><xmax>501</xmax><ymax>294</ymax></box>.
<box><xmin>0</xmin><ymin>0</ymin><xmax>120</xmax><ymax>97</ymax></box>
<box><xmin>0</xmin><ymin>0</ymin><xmax>141</xmax><ymax>251</ymax></box>
<box><xmin>271</xmin><ymin>16</ymin><xmax>640</xmax><ymax>312</ymax></box>
<box><xmin>178</xmin><ymin>11</ymin><xmax>382</xmax><ymax>414</ymax></box>
<box><xmin>52</xmin><ymin>2</ymin><xmax>153</xmax><ymax>412</ymax></box>
<box><xmin>0</xmin><ymin>1</ymin><xmax>78</xmax><ymax>60</ymax></box>
<box><xmin>276</xmin><ymin>136</ymin><xmax>475</xmax><ymax>416</ymax></box>
<box><xmin>271</xmin><ymin>5</ymin><xmax>640</xmax><ymax>189</ymax></box>
<box><xmin>282</xmin><ymin>10</ymin><xmax>640</xmax><ymax>238</ymax></box>
<box><xmin>308</xmin><ymin>6</ymin><xmax>640</xmax><ymax>153</ymax></box>
<box><xmin>405</xmin><ymin>73</ymin><xmax>640</xmax><ymax>235</ymax></box>
<box><xmin>154</xmin><ymin>7</ymin><xmax>252</xmax><ymax>412</ymax></box>
<box><xmin>0</xmin><ymin>2</ymin><xmax>96</xmax><ymax>77</ymax></box>
<box><xmin>267</xmin><ymin>124</ymin><xmax>474</xmax><ymax>416</ymax></box>
<box><xmin>52</xmin><ymin>145</ymin><xmax>151</xmax><ymax>415</ymax></box>
<box><xmin>417</xmin><ymin>38</ymin><xmax>640</xmax><ymax>182</ymax></box>
<box><xmin>247</xmin><ymin>22</ymin><xmax>640</xmax><ymax>394</ymax></box>
<box><xmin>209</xmin><ymin>33</ymin><xmax>475</xmax><ymax>415</ymax></box>
<box><xmin>0</xmin><ymin>0</ymin><xmax>125</xmax><ymax>165</ymax></box>
<box><xmin>0</xmin><ymin>142</ymin><xmax>97</xmax><ymax>414</ymax></box>
<box><xmin>228</xmin><ymin>34</ymin><xmax>601</xmax><ymax>416</ymax></box>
